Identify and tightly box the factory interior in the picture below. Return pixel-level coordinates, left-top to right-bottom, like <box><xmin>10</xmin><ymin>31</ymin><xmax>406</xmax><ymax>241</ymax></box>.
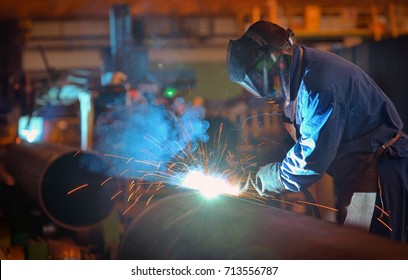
<box><xmin>1</xmin><ymin>0</ymin><xmax>408</xmax><ymax>260</ymax></box>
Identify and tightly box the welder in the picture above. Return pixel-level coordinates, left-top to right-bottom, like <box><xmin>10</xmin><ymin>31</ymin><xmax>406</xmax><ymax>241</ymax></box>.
<box><xmin>227</xmin><ymin>20</ymin><xmax>408</xmax><ymax>242</ymax></box>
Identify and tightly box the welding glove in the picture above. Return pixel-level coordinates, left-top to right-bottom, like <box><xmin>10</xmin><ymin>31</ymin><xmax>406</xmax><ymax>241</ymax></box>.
<box><xmin>255</xmin><ymin>162</ymin><xmax>285</xmax><ymax>196</ymax></box>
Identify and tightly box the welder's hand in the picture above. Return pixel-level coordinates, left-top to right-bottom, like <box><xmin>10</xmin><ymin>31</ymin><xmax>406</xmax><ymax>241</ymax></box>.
<box><xmin>255</xmin><ymin>162</ymin><xmax>285</xmax><ymax>196</ymax></box>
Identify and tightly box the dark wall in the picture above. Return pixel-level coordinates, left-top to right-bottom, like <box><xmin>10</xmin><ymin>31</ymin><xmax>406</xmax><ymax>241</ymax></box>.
<box><xmin>0</xmin><ymin>20</ymin><xmax>23</xmax><ymax>112</ymax></box>
<box><xmin>334</xmin><ymin>36</ymin><xmax>408</xmax><ymax>132</ymax></box>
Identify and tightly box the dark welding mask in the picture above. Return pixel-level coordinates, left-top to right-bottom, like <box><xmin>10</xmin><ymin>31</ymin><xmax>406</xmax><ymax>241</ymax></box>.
<box><xmin>226</xmin><ymin>21</ymin><xmax>294</xmax><ymax>109</ymax></box>
<box><xmin>227</xmin><ymin>41</ymin><xmax>291</xmax><ymax>108</ymax></box>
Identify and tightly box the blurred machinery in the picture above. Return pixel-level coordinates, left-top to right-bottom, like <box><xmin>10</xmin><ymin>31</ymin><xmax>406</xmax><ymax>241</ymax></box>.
<box><xmin>1</xmin><ymin>142</ymin><xmax>119</xmax><ymax>259</ymax></box>
<box><xmin>103</xmin><ymin>4</ymin><xmax>148</xmax><ymax>87</ymax></box>
<box><xmin>0</xmin><ymin>4</ymin><xmax>199</xmax><ymax>260</ymax></box>
<box><xmin>4</xmin><ymin>142</ymin><xmax>118</xmax><ymax>231</ymax></box>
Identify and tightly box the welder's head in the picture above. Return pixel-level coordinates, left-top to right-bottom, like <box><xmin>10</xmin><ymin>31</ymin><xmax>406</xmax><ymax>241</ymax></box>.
<box><xmin>227</xmin><ymin>21</ymin><xmax>294</xmax><ymax>109</ymax></box>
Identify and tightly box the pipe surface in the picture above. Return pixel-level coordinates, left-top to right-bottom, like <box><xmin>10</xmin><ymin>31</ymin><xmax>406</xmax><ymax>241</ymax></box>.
<box><xmin>118</xmin><ymin>191</ymin><xmax>408</xmax><ymax>260</ymax></box>
<box><xmin>5</xmin><ymin>142</ymin><xmax>118</xmax><ymax>230</ymax></box>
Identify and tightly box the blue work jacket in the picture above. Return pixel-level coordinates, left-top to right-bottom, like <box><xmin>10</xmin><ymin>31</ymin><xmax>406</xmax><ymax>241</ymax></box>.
<box><xmin>281</xmin><ymin>46</ymin><xmax>404</xmax><ymax>192</ymax></box>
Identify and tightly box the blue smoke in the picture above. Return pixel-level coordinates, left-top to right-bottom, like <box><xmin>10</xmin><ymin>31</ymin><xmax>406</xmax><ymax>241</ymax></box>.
<box><xmin>94</xmin><ymin>97</ymin><xmax>209</xmax><ymax>180</ymax></box>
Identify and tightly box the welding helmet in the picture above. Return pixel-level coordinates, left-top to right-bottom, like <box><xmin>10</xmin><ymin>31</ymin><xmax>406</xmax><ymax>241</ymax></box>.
<box><xmin>227</xmin><ymin>21</ymin><xmax>294</xmax><ymax>108</ymax></box>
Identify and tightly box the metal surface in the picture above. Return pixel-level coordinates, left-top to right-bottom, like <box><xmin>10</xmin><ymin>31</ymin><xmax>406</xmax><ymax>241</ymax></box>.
<box><xmin>118</xmin><ymin>191</ymin><xmax>408</xmax><ymax>260</ymax></box>
<box><xmin>4</xmin><ymin>142</ymin><xmax>118</xmax><ymax>231</ymax></box>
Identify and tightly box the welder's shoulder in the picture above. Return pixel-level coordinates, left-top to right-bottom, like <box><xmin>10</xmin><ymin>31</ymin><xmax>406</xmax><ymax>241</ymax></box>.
<box><xmin>302</xmin><ymin>47</ymin><xmax>361</xmax><ymax>95</ymax></box>
<box><xmin>303</xmin><ymin>48</ymin><xmax>359</xmax><ymax>80</ymax></box>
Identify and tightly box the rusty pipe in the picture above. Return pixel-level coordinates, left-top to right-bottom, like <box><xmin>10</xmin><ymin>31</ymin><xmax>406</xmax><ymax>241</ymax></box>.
<box><xmin>118</xmin><ymin>191</ymin><xmax>408</xmax><ymax>260</ymax></box>
<box><xmin>4</xmin><ymin>142</ymin><xmax>118</xmax><ymax>231</ymax></box>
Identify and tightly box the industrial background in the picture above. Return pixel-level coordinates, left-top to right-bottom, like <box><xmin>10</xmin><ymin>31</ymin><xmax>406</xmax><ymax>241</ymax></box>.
<box><xmin>1</xmin><ymin>0</ymin><xmax>408</xmax><ymax>260</ymax></box>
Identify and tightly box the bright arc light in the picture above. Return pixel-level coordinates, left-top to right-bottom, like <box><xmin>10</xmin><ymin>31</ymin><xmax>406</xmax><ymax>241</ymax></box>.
<box><xmin>18</xmin><ymin>116</ymin><xmax>43</xmax><ymax>143</ymax></box>
<box><xmin>181</xmin><ymin>170</ymin><xmax>240</xmax><ymax>199</ymax></box>
<box><xmin>21</xmin><ymin>129</ymin><xmax>40</xmax><ymax>143</ymax></box>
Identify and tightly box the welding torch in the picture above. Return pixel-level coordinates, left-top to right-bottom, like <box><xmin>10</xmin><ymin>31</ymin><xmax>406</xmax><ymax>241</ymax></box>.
<box><xmin>242</xmin><ymin>171</ymin><xmax>321</xmax><ymax>219</ymax></box>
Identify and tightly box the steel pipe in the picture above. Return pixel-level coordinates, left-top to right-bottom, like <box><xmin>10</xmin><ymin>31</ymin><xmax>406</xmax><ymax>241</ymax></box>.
<box><xmin>4</xmin><ymin>142</ymin><xmax>118</xmax><ymax>231</ymax></box>
<box><xmin>118</xmin><ymin>191</ymin><xmax>408</xmax><ymax>259</ymax></box>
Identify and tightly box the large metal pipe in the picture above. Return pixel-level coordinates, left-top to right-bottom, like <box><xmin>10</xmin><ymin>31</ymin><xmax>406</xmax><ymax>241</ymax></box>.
<box><xmin>118</xmin><ymin>191</ymin><xmax>408</xmax><ymax>260</ymax></box>
<box><xmin>4</xmin><ymin>142</ymin><xmax>118</xmax><ymax>231</ymax></box>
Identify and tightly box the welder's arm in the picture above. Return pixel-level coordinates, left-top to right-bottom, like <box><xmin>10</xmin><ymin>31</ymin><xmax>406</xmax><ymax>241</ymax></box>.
<box><xmin>279</xmin><ymin>91</ymin><xmax>346</xmax><ymax>192</ymax></box>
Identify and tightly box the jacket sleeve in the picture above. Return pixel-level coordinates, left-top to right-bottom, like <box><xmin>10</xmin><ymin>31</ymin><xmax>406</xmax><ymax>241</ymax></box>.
<box><xmin>280</xmin><ymin>89</ymin><xmax>346</xmax><ymax>191</ymax></box>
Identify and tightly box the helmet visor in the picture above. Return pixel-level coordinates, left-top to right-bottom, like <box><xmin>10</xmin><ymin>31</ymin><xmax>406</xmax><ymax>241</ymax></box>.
<box><xmin>227</xmin><ymin>39</ymin><xmax>262</xmax><ymax>84</ymax></box>
<box><xmin>227</xmin><ymin>39</ymin><xmax>291</xmax><ymax>108</ymax></box>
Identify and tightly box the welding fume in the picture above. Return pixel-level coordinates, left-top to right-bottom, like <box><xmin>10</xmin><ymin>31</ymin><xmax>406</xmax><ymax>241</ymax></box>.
<box><xmin>227</xmin><ymin>20</ymin><xmax>408</xmax><ymax>242</ymax></box>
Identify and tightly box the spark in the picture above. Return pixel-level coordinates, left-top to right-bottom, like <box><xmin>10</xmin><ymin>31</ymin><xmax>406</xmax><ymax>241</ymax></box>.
<box><xmin>131</xmin><ymin>186</ymin><xmax>140</xmax><ymax>195</ymax></box>
<box><xmin>67</xmin><ymin>183</ymin><xmax>89</xmax><ymax>195</ymax></box>
<box><xmin>377</xmin><ymin>217</ymin><xmax>393</xmax><ymax>232</ymax></box>
<box><xmin>375</xmin><ymin>205</ymin><xmax>389</xmax><ymax>216</ymax></box>
<box><xmin>146</xmin><ymin>183</ymin><xmax>154</xmax><ymax>194</ymax></box>
<box><xmin>100</xmin><ymin>176</ymin><xmax>113</xmax><ymax>186</ymax></box>
<box><xmin>168</xmin><ymin>161</ymin><xmax>190</xmax><ymax>171</ymax></box>
<box><xmin>111</xmin><ymin>190</ymin><xmax>122</xmax><ymax>200</ymax></box>
<box><xmin>234</xmin><ymin>112</ymin><xmax>283</xmax><ymax>130</ymax></box>
<box><xmin>269</xmin><ymin>197</ymin><xmax>305</xmax><ymax>208</ymax></box>
<box><xmin>296</xmin><ymin>200</ymin><xmax>338</xmax><ymax>212</ymax></box>
<box><xmin>134</xmin><ymin>159</ymin><xmax>161</xmax><ymax>168</ymax></box>
<box><xmin>123</xmin><ymin>194</ymin><xmax>143</xmax><ymax>216</ymax></box>
<box><xmin>104</xmin><ymin>153</ymin><xmax>131</xmax><ymax>161</ymax></box>
<box><xmin>143</xmin><ymin>136</ymin><xmax>165</xmax><ymax>150</ymax></box>
<box><xmin>138</xmin><ymin>148</ymin><xmax>159</xmax><ymax>160</ymax></box>
<box><xmin>128</xmin><ymin>180</ymin><xmax>136</xmax><ymax>190</ymax></box>
<box><xmin>120</xmin><ymin>169</ymin><xmax>130</xmax><ymax>176</ymax></box>
<box><xmin>156</xmin><ymin>184</ymin><xmax>165</xmax><ymax>191</ymax></box>
<box><xmin>99</xmin><ymin>116</ymin><xmax>260</xmax><ymax>213</ymax></box>
<box><xmin>125</xmin><ymin>121</ymin><xmax>252</xmax><ymax>201</ymax></box>
<box><xmin>146</xmin><ymin>195</ymin><xmax>154</xmax><ymax>206</ymax></box>
<box><xmin>247</xmin><ymin>196</ymin><xmax>268</xmax><ymax>204</ymax></box>
<box><xmin>127</xmin><ymin>192</ymin><xmax>135</xmax><ymax>202</ymax></box>
<box><xmin>149</xmin><ymin>170</ymin><xmax>181</xmax><ymax>181</ymax></box>
<box><xmin>217</xmin><ymin>123</ymin><xmax>223</xmax><ymax>147</ymax></box>
<box><xmin>68</xmin><ymin>106</ymin><xmax>267</xmax><ymax>219</ymax></box>
<box><xmin>170</xmin><ymin>111</ymin><xmax>191</xmax><ymax>140</ymax></box>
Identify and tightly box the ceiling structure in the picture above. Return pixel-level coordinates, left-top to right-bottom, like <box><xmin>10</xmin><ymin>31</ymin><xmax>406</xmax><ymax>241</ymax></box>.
<box><xmin>1</xmin><ymin>0</ymin><xmax>406</xmax><ymax>20</ymax></box>
<box><xmin>4</xmin><ymin>0</ymin><xmax>408</xmax><ymax>75</ymax></box>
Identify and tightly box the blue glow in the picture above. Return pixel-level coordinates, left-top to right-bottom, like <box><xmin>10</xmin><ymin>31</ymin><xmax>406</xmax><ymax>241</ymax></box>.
<box><xmin>18</xmin><ymin>116</ymin><xmax>43</xmax><ymax>143</ymax></box>
<box><xmin>94</xmin><ymin>97</ymin><xmax>209</xmax><ymax>179</ymax></box>
<box><xmin>78</xmin><ymin>91</ymin><xmax>92</xmax><ymax>150</ymax></box>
